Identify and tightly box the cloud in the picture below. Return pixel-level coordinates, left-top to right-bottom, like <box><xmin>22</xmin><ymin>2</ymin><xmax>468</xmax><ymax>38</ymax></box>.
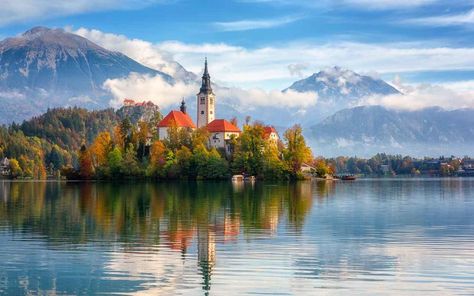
<box><xmin>218</xmin><ymin>87</ymin><xmax>317</xmax><ymax>109</ymax></box>
<box><xmin>70</xmin><ymin>27</ymin><xmax>179</xmax><ymax>76</ymax></box>
<box><xmin>156</xmin><ymin>40</ymin><xmax>474</xmax><ymax>89</ymax></box>
<box><xmin>103</xmin><ymin>72</ymin><xmax>317</xmax><ymax>109</ymax></box>
<box><xmin>103</xmin><ymin>73</ymin><xmax>196</xmax><ymax>108</ymax></box>
<box><xmin>213</xmin><ymin>15</ymin><xmax>303</xmax><ymax>31</ymax></box>
<box><xmin>71</xmin><ymin>27</ymin><xmax>474</xmax><ymax>91</ymax></box>
<box><xmin>340</xmin><ymin>0</ymin><xmax>438</xmax><ymax>9</ymax></box>
<box><xmin>239</xmin><ymin>0</ymin><xmax>438</xmax><ymax>10</ymax></box>
<box><xmin>71</xmin><ymin>27</ymin><xmax>474</xmax><ymax>111</ymax></box>
<box><xmin>404</xmin><ymin>9</ymin><xmax>474</xmax><ymax>27</ymax></box>
<box><xmin>288</xmin><ymin>63</ymin><xmax>309</xmax><ymax>77</ymax></box>
<box><xmin>0</xmin><ymin>0</ymin><xmax>166</xmax><ymax>26</ymax></box>
<box><xmin>358</xmin><ymin>78</ymin><xmax>474</xmax><ymax>110</ymax></box>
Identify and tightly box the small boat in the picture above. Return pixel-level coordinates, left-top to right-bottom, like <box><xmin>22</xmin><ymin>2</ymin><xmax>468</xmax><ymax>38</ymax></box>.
<box><xmin>340</xmin><ymin>174</ymin><xmax>356</xmax><ymax>181</ymax></box>
<box><xmin>244</xmin><ymin>176</ymin><xmax>256</xmax><ymax>182</ymax></box>
<box><xmin>232</xmin><ymin>174</ymin><xmax>244</xmax><ymax>182</ymax></box>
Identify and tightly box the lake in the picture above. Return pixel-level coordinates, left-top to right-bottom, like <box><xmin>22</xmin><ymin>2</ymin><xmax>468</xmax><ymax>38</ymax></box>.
<box><xmin>0</xmin><ymin>179</ymin><xmax>473</xmax><ymax>295</ymax></box>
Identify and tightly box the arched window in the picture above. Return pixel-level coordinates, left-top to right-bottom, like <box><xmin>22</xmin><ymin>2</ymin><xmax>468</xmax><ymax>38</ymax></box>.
<box><xmin>210</xmin><ymin>98</ymin><xmax>214</xmax><ymax>105</ymax></box>
<box><xmin>200</xmin><ymin>97</ymin><xmax>205</xmax><ymax>104</ymax></box>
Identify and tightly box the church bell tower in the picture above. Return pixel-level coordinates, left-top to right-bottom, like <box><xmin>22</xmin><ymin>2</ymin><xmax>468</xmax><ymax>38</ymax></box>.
<box><xmin>197</xmin><ymin>58</ymin><xmax>215</xmax><ymax>128</ymax></box>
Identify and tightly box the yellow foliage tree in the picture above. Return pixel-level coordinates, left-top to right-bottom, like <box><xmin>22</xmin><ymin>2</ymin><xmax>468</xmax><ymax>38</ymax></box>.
<box><xmin>90</xmin><ymin>132</ymin><xmax>112</xmax><ymax>167</ymax></box>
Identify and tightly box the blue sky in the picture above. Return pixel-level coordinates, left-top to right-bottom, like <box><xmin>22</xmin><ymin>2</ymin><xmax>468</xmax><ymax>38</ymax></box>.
<box><xmin>1</xmin><ymin>0</ymin><xmax>474</xmax><ymax>109</ymax></box>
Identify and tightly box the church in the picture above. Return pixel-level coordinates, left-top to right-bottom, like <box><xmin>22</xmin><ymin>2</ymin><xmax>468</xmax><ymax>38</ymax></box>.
<box><xmin>157</xmin><ymin>59</ymin><xmax>241</xmax><ymax>152</ymax></box>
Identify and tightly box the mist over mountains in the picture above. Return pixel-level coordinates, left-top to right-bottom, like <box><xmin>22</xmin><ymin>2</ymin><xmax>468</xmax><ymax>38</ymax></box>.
<box><xmin>0</xmin><ymin>26</ymin><xmax>472</xmax><ymax>156</ymax></box>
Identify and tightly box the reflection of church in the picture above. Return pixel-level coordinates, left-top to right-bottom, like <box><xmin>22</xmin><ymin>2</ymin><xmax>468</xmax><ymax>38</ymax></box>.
<box><xmin>158</xmin><ymin>59</ymin><xmax>241</xmax><ymax>153</ymax></box>
<box><xmin>198</xmin><ymin>225</ymin><xmax>216</xmax><ymax>293</ymax></box>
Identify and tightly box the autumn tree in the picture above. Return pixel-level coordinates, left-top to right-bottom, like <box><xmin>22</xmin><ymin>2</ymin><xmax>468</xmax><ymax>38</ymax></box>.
<box><xmin>90</xmin><ymin>131</ymin><xmax>112</xmax><ymax>167</ymax></box>
<box><xmin>9</xmin><ymin>158</ymin><xmax>22</xmax><ymax>178</ymax></box>
<box><xmin>283</xmin><ymin>125</ymin><xmax>312</xmax><ymax>177</ymax></box>
<box><xmin>79</xmin><ymin>145</ymin><xmax>94</xmax><ymax>179</ymax></box>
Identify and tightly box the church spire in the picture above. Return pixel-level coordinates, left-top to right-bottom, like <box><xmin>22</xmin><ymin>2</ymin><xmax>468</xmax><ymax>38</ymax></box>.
<box><xmin>200</xmin><ymin>57</ymin><xmax>213</xmax><ymax>94</ymax></box>
<box><xmin>180</xmin><ymin>98</ymin><xmax>187</xmax><ymax>114</ymax></box>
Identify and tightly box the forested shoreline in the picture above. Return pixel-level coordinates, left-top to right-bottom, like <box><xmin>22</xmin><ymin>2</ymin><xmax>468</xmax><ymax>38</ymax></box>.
<box><xmin>1</xmin><ymin>107</ymin><xmax>473</xmax><ymax>180</ymax></box>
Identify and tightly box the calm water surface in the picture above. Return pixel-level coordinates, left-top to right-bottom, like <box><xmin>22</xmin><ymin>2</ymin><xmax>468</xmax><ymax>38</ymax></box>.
<box><xmin>0</xmin><ymin>179</ymin><xmax>473</xmax><ymax>295</ymax></box>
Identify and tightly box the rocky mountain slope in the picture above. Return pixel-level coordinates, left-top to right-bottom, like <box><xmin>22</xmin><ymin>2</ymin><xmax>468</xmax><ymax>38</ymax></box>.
<box><xmin>0</xmin><ymin>27</ymin><xmax>172</xmax><ymax>123</ymax></box>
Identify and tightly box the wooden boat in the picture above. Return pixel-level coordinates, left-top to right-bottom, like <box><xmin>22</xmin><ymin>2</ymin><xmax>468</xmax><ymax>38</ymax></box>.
<box><xmin>340</xmin><ymin>175</ymin><xmax>356</xmax><ymax>181</ymax></box>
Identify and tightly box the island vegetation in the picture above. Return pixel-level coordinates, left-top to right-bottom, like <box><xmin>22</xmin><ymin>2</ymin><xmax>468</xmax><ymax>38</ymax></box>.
<box><xmin>1</xmin><ymin>106</ymin><xmax>473</xmax><ymax>180</ymax></box>
<box><xmin>0</xmin><ymin>106</ymin><xmax>313</xmax><ymax>180</ymax></box>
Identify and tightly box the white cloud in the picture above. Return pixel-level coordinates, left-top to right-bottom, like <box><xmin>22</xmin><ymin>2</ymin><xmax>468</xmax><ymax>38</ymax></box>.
<box><xmin>340</xmin><ymin>0</ymin><xmax>438</xmax><ymax>9</ymax></box>
<box><xmin>0</xmin><ymin>0</ymin><xmax>166</xmax><ymax>26</ymax></box>
<box><xmin>358</xmin><ymin>78</ymin><xmax>474</xmax><ymax>110</ymax></box>
<box><xmin>219</xmin><ymin>87</ymin><xmax>317</xmax><ymax>109</ymax></box>
<box><xmin>213</xmin><ymin>15</ymin><xmax>303</xmax><ymax>31</ymax></box>
<box><xmin>103</xmin><ymin>72</ymin><xmax>317</xmax><ymax>109</ymax></box>
<box><xmin>71</xmin><ymin>27</ymin><xmax>474</xmax><ymax>111</ymax></box>
<box><xmin>70</xmin><ymin>27</ymin><xmax>178</xmax><ymax>76</ymax></box>
<box><xmin>239</xmin><ymin>0</ymin><xmax>438</xmax><ymax>10</ymax></box>
<box><xmin>405</xmin><ymin>9</ymin><xmax>474</xmax><ymax>27</ymax></box>
<box><xmin>103</xmin><ymin>73</ymin><xmax>196</xmax><ymax>108</ymax></box>
<box><xmin>156</xmin><ymin>40</ymin><xmax>474</xmax><ymax>89</ymax></box>
<box><xmin>288</xmin><ymin>63</ymin><xmax>309</xmax><ymax>77</ymax></box>
<box><xmin>71</xmin><ymin>27</ymin><xmax>474</xmax><ymax>91</ymax></box>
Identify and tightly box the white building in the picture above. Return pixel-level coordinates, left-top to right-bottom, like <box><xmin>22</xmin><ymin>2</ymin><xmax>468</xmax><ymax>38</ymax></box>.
<box><xmin>157</xmin><ymin>101</ymin><xmax>195</xmax><ymax>140</ymax></box>
<box><xmin>207</xmin><ymin>119</ymin><xmax>241</xmax><ymax>153</ymax></box>
<box><xmin>196</xmin><ymin>58</ymin><xmax>215</xmax><ymax>128</ymax></box>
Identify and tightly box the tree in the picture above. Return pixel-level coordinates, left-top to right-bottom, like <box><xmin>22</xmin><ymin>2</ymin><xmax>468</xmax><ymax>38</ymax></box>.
<box><xmin>90</xmin><ymin>132</ymin><xmax>112</xmax><ymax>167</ymax></box>
<box><xmin>9</xmin><ymin>158</ymin><xmax>22</xmax><ymax>178</ymax></box>
<box><xmin>176</xmin><ymin>145</ymin><xmax>193</xmax><ymax>177</ymax></box>
<box><xmin>283</xmin><ymin>125</ymin><xmax>312</xmax><ymax>177</ymax></box>
<box><xmin>121</xmin><ymin>143</ymin><xmax>141</xmax><ymax>177</ymax></box>
<box><xmin>149</xmin><ymin>140</ymin><xmax>166</xmax><ymax>168</ymax></box>
<box><xmin>233</xmin><ymin>123</ymin><xmax>267</xmax><ymax>176</ymax></box>
<box><xmin>79</xmin><ymin>145</ymin><xmax>94</xmax><ymax>179</ymax></box>
<box><xmin>108</xmin><ymin>147</ymin><xmax>123</xmax><ymax>177</ymax></box>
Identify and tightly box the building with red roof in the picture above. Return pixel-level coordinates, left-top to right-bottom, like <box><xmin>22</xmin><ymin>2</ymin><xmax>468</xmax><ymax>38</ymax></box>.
<box><xmin>206</xmin><ymin>119</ymin><xmax>241</xmax><ymax>152</ymax></box>
<box><xmin>157</xmin><ymin>101</ymin><xmax>196</xmax><ymax>140</ymax></box>
<box><xmin>263</xmin><ymin>125</ymin><xmax>279</xmax><ymax>144</ymax></box>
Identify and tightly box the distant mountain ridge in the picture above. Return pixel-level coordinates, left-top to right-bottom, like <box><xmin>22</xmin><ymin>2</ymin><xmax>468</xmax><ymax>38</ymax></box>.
<box><xmin>308</xmin><ymin>106</ymin><xmax>474</xmax><ymax>157</ymax></box>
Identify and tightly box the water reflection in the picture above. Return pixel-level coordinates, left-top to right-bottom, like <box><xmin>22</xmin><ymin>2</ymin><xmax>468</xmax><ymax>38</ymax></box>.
<box><xmin>0</xmin><ymin>181</ymin><xmax>315</xmax><ymax>294</ymax></box>
<box><xmin>0</xmin><ymin>179</ymin><xmax>473</xmax><ymax>295</ymax></box>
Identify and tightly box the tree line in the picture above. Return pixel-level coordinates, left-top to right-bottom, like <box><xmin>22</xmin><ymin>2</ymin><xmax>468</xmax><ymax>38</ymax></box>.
<box><xmin>1</xmin><ymin>107</ymin><xmax>313</xmax><ymax>180</ymax></box>
<box><xmin>75</xmin><ymin>117</ymin><xmax>313</xmax><ymax>180</ymax></box>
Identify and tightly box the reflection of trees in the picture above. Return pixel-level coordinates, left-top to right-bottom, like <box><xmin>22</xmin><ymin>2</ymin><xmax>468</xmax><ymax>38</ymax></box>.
<box><xmin>0</xmin><ymin>180</ymin><xmax>316</xmax><ymax>292</ymax></box>
<box><xmin>0</xmin><ymin>181</ymin><xmax>315</xmax><ymax>244</ymax></box>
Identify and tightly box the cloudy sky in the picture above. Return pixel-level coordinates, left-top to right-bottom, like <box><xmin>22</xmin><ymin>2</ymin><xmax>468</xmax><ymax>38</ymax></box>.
<box><xmin>1</xmin><ymin>0</ymin><xmax>473</xmax><ymax>109</ymax></box>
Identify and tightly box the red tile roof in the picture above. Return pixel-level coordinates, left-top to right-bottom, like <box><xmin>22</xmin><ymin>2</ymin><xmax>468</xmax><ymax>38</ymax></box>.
<box><xmin>158</xmin><ymin>110</ymin><xmax>196</xmax><ymax>128</ymax></box>
<box><xmin>263</xmin><ymin>126</ymin><xmax>278</xmax><ymax>138</ymax></box>
<box><xmin>207</xmin><ymin>119</ymin><xmax>241</xmax><ymax>133</ymax></box>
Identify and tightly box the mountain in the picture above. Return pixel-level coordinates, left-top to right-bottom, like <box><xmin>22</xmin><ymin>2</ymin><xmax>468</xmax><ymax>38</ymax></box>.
<box><xmin>0</xmin><ymin>26</ymin><xmax>172</xmax><ymax>123</ymax></box>
<box><xmin>284</xmin><ymin>67</ymin><xmax>401</xmax><ymax>123</ymax></box>
<box><xmin>286</xmin><ymin>66</ymin><xmax>400</xmax><ymax>98</ymax></box>
<box><xmin>308</xmin><ymin>106</ymin><xmax>474</xmax><ymax>157</ymax></box>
